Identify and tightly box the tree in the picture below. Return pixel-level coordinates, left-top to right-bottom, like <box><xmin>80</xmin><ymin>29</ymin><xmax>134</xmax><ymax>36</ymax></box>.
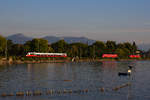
<box><xmin>123</xmin><ymin>42</ymin><xmax>133</xmax><ymax>55</ymax></box>
<box><xmin>106</xmin><ymin>40</ymin><xmax>116</xmax><ymax>53</ymax></box>
<box><xmin>0</xmin><ymin>35</ymin><xmax>6</xmax><ymax>56</ymax></box>
<box><xmin>30</xmin><ymin>39</ymin><xmax>40</xmax><ymax>52</ymax></box>
<box><xmin>51</xmin><ymin>40</ymin><xmax>68</xmax><ymax>53</ymax></box>
<box><xmin>87</xmin><ymin>45</ymin><xmax>96</xmax><ymax>58</ymax></box>
<box><xmin>38</xmin><ymin>38</ymin><xmax>49</xmax><ymax>52</ymax></box>
<box><xmin>132</xmin><ymin>41</ymin><xmax>138</xmax><ymax>54</ymax></box>
<box><xmin>68</xmin><ymin>45</ymin><xmax>79</xmax><ymax>57</ymax></box>
<box><xmin>48</xmin><ymin>45</ymin><xmax>54</xmax><ymax>53</ymax></box>
<box><xmin>24</xmin><ymin>38</ymin><xmax>49</xmax><ymax>53</ymax></box>
<box><xmin>7</xmin><ymin>40</ymin><xmax>14</xmax><ymax>56</ymax></box>
<box><xmin>11</xmin><ymin>44</ymin><xmax>24</xmax><ymax>56</ymax></box>
<box><xmin>92</xmin><ymin>41</ymin><xmax>106</xmax><ymax>57</ymax></box>
<box><xmin>24</xmin><ymin>41</ymin><xmax>32</xmax><ymax>54</ymax></box>
<box><xmin>68</xmin><ymin>42</ymin><xmax>88</xmax><ymax>57</ymax></box>
<box><xmin>115</xmin><ymin>48</ymin><xmax>130</xmax><ymax>58</ymax></box>
<box><xmin>117</xmin><ymin>43</ymin><xmax>125</xmax><ymax>49</ymax></box>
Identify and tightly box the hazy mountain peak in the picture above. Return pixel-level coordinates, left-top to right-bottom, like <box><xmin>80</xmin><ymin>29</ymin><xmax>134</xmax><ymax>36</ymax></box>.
<box><xmin>7</xmin><ymin>33</ymin><xmax>32</xmax><ymax>44</ymax></box>
<box><xmin>6</xmin><ymin>33</ymin><xmax>150</xmax><ymax>51</ymax></box>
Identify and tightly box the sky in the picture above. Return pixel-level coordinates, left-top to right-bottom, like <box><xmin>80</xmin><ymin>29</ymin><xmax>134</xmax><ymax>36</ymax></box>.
<box><xmin>0</xmin><ymin>0</ymin><xmax>150</xmax><ymax>44</ymax></box>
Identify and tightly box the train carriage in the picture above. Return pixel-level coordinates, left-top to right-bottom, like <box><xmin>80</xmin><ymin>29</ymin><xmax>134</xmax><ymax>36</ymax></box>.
<box><xmin>26</xmin><ymin>52</ymin><xmax>67</xmax><ymax>57</ymax></box>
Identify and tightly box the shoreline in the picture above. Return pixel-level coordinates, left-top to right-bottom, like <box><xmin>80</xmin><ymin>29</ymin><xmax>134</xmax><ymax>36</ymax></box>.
<box><xmin>0</xmin><ymin>58</ymin><xmax>147</xmax><ymax>65</ymax></box>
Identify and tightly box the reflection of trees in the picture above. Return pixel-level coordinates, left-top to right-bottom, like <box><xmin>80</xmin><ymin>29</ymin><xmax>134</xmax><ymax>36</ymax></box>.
<box><xmin>27</xmin><ymin>63</ymin><xmax>48</xmax><ymax>80</ymax></box>
<box><xmin>27</xmin><ymin>63</ymin><xmax>69</xmax><ymax>89</ymax></box>
<box><xmin>27</xmin><ymin>63</ymin><xmax>49</xmax><ymax>89</ymax></box>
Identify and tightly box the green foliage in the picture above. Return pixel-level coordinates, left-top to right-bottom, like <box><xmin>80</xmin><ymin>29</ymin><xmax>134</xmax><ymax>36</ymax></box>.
<box><xmin>48</xmin><ymin>45</ymin><xmax>54</xmax><ymax>53</ymax></box>
<box><xmin>11</xmin><ymin>44</ymin><xmax>24</xmax><ymax>56</ymax></box>
<box><xmin>24</xmin><ymin>41</ymin><xmax>32</xmax><ymax>54</ymax></box>
<box><xmin>0</xmin><ymin>35</ymin><xmax>6</xmax><ymax>56</ymax></box>
<box><xmin>24</xmin><ymin>38</ymin><xmax>49</xmax><ymax>53</ymax></box>
<box><xmin>38</xmin><ymin>38</ymin><xmax>49</xmax><ymax>52</ymax></box>
<box><xmin>115</xmin><ymin>48</ymin><xmax>130</xmax><ymax>58</ymax></box>
<box><xmin>51</xmin><ymin>40</ymin><xmax>68</xmax><ymax>53</ymax></box>
<box><xmin>123</xmin><ymin>42</ymin><xmax>133</xmax><ymax>54</ymax></box>
<box><xmin>92</xmin><ymin>41</ymin><xmax>106</xmax><ymax>57</ymax></box>
<box><xmin>68</xmin><ymin>44</ymin><xmax>78</xmax><ymax>57</ymax></box>
<box><xmin>106</xmin><ymin>40</ymin><xmax>116</xmax><ymax>53</ymax></box>
<box><xmin>132</xmin><ymin>41</ymin><xmax>138</xmax><ymax>53</ymax></box>
<box><xmin>0</xmin><ymin>34</ymin><xmax>142</xmax><ymax>59</ymax></box>
<box><xmin>7</xmin><ymin>40</ymin><xmax>14</xmax><ymax>56</ymax></box>
<box><xmin>68</xmin><ymin>42</ymin><xmax>88</xmax><ymax>57</ymax></box>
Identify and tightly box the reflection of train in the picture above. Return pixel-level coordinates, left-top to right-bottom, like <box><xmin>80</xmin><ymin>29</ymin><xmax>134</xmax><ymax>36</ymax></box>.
<box><xmin>26</xmin><ymin>52</ymin><xmax>67</xmax><ymax>57</ymax></box>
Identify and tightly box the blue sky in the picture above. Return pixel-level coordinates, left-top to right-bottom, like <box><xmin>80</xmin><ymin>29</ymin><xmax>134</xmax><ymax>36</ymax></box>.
<box><xmin>0</xmin><ymin>0</ymin><xmax>150</xmax><ymax>44</ymax></box>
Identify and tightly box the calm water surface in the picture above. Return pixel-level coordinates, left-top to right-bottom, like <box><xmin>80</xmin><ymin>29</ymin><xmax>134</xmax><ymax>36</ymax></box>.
<box><xmin>0</xmin><ymin>61</ymin><xmax>150</xmax><ymax>100</ymax></box>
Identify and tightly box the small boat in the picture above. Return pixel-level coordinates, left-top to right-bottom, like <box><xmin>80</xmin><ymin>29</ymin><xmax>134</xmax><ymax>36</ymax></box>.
<box><xmin>118</xmin><ymin>69</ymin><xmax>131</xmax><ymax>76</ymax></box>
<box><xmin>118</xmin><ymin>72</ymin><xmax>129</xmax><ymax>76</ymax></box>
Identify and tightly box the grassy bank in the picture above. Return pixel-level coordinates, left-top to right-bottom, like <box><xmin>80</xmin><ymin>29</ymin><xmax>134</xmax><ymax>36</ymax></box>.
<box><xmin>0</xmin><ymin>56</ymin><xmax>145</xmax><ymax>65</ymax></box>
<box><xmin>0</xmin><ymin>57</ymin><xmax>70</xmax><ymax>65</ymax></box>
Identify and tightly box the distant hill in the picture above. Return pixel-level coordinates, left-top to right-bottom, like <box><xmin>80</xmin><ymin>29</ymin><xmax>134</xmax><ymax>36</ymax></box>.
<box><xmin>6</xmin><ymin>33</ymin><xmax>150</xmax><ymax>51</ymax></box>
<box><xmin>7</xmin><ymin>33</ymin><xmax>32</xmax><ymax>44</ymax></box>
<box><xmin>6</xmin><ymin>33</ymin><xmax>96</xmax><ymax>45</ymax></box>
<box><xmin>63</xmin><ymin>37</ymin><xmax>95</xmax><ymax>45</ymax></box>
<box><xmin>43</xmin><ymin>36</ymin><xmax>95</xmax><ymax>45</ymax></box>
<box><xmin>138</xmin><ymin>44</ymin><xmax>150</xmax><ymax>51</ymax></box>
<box><xmin>43</xmin><ymin>36</ymin><xmax>61</xmax><ymax>43</ymax></box>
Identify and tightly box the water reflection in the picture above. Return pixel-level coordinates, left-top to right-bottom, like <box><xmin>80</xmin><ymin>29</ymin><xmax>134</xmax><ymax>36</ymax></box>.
<box><xmin>0</xmin><ymin>61</ymin><xmax>149</xmax><ymax>100</ymax></box>
<box><xmin>102</xmin><ymin>61</ymin><xmax>117</xmax><ymax>68</ymax></box>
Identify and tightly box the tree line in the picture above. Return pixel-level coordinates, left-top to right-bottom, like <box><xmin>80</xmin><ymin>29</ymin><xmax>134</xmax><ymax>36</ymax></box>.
<box><xmin>0</xmin><ymin>35</ymin><xmax>148</xmax><ymax>59</ymax></box>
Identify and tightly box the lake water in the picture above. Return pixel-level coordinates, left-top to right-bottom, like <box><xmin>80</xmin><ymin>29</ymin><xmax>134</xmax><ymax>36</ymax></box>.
<box><xmin>0</xmin><ymin>61</ymin><xmax>150</xmax><ymax>100</ymax></box>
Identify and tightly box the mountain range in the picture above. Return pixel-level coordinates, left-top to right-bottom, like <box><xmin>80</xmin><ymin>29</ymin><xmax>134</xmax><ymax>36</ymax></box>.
<box><xmin>6</xmin><ymin>33</ymin><xmax>95</xmax><ymax>45</ymax></box>
<box><xmin>7</xmin><ymin>33</ymin><xmax>32</xmax><ymax>44</ymax></box>
<box><xmin>6</xmin><ymin>33</ymin><xmax>150</xmax><ymax>51</ymax></box>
